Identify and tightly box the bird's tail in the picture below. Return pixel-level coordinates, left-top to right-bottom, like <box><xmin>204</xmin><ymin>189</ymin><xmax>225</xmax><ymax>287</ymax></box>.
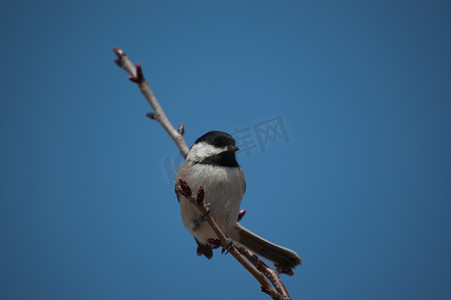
<box><xmin>230</xmin><ymin>224</ymin><xmax>302</xmax><ymax>269</ymax></box>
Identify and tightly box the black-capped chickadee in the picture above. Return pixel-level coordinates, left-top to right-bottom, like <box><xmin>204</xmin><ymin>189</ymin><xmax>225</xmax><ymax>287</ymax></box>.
<box><xmin>175</xmin><ymin>131</ymin><xmax>301</xmax><ymax>269</ymax></box>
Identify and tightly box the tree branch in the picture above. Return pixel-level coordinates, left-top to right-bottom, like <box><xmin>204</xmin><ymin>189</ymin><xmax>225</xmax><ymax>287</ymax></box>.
<box><xmin>113</xmin><ymin>47</ymin><xmax>189</xmax><ymax>158</ymax></box>
<box><xmin>113</xmin><ymin>47</ymin><xmax>294</xmax><ymax>300</ymax></box>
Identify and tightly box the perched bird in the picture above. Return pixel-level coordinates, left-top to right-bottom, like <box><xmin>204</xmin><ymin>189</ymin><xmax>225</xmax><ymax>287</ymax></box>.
<box><xmin>175</xmin><ymin>131</ymin><xmax>301</xmax><ymax>269</ymax></box>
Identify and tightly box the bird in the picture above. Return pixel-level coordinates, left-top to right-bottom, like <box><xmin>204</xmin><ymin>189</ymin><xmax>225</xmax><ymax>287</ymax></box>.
<box><xmin>175</xmin><ymin>131</ymin><xmax>301</xmax><ymax>269</ymax></box>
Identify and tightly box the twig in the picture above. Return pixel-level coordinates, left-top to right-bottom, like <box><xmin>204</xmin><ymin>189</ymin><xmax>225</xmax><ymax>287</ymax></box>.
<box><xmin>113</xmin><ymin>47</ymin><xmax>189</xmax><ymax>158</ymax></box>
<box><xmin>177</xmin><ymin>179</ymin><xmax>285</xmax><ymax>300</ymax></box>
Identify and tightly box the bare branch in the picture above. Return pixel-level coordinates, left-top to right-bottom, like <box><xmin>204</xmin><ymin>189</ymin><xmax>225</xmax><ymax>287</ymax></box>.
<box><xmin>113</xmin><ymin>47</ymin><xmax>189</xmax><ymax>158</ymax></box>
<box><xmin>113</xmin><ymin>47</ymin><xmax>137</xmax><ymax>77</ymax></box>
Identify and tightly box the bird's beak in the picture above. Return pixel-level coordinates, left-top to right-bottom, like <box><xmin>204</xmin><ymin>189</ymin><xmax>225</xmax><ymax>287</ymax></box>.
<box><xmin>229</xmin><ymin>146</ymin><xmax>240</xmax><ymax>152</ymax></box>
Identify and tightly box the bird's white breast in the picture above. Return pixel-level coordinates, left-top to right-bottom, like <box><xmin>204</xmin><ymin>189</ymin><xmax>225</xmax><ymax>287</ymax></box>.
<box><xmin>177</xmin><ymin>161</ymin><xmax>245</xmax><ymax>244</ymax></box>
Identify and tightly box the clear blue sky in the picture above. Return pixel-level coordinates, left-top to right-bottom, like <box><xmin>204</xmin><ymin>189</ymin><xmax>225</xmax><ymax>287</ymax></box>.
<box><xmin>1</xmin><ymin>1</ymin><xmax>451</xmax><ymax>299</ymax></box>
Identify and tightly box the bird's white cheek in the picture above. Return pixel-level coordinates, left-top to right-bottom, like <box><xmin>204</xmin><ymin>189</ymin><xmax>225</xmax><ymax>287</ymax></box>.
<box><xmin>186</xmin><ymin>143</ymin><xmax>227</xmax><ymax>162</ymax></box>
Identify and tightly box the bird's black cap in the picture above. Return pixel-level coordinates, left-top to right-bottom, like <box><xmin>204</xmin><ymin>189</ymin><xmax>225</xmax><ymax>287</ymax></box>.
<box><xmin>194</xmin><ymin>131</ymin><xmax>236</xmax><ymax>148</ymax></box>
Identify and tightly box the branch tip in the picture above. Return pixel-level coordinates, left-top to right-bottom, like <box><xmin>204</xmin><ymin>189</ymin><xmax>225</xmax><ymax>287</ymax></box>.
<box><xmin>112</xmin><ymin>47</ymin><xmax>125</xmax><ymax>57</ymax></box>
<box><xmin>113</xmin><ymin>47</ymin><xmax>126</xmax><ymax>67</ymax></box>
<box><xmin>146</xmin><ymin>112</ymin><xmax>156</xmax><ymax>119</ymax></box>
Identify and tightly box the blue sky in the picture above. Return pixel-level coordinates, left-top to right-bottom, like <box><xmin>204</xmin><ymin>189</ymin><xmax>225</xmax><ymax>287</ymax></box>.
<box><xmin>1</xmin><ymin>1</ymin><xmax>451</xmax><ymax>299</ymax></box>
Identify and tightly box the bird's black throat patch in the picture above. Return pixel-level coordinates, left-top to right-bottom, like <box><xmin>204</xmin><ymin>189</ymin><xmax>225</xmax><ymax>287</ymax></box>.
<box><xmin>196</xmin><ymin>150</ymin><xmax>240</xmax><ymax>168</ymax></box>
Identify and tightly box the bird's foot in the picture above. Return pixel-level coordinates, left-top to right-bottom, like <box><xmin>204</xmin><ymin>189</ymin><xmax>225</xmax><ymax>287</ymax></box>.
<box><xmin>221</xmin><ymin>238</ymin><xmax>234</xmax><ymax>255</ymax></box>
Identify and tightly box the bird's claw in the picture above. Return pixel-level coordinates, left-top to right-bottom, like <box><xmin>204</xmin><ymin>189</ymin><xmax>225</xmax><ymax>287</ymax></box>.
<box><xmin>221</xmin><ymin>238</ymin><xmax>234</xmax><ymax>255</ymax></box>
